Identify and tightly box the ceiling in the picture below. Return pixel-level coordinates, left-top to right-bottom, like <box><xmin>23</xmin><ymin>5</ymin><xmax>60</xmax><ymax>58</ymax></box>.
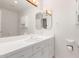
<box><xmin>0</xmin><ymin>0</ymin><xmax>32</xmax><ymax>13</ymax></box>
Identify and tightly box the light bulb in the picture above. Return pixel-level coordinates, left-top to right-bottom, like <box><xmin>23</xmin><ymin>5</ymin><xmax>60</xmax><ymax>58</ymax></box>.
<box><xmin>14</xmin><ymin>1</ymin><xmax>18</xmax><ymax>4</ymax></box>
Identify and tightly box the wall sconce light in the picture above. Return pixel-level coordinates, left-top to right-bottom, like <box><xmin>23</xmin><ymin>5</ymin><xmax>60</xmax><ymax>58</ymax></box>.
<box><xmin>26</xmin><ymin>0</ymin><xmax>39</xmax><ymax>7</ymax></box>
<box><xmin>46</xmin><ymin>10</ymin><xmax>52</xmax><ymax>16</ymax></box>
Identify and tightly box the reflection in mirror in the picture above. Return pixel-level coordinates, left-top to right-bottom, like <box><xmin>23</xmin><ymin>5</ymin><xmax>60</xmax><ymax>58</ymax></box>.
<box><xmin>42</xmin><ymin>12</ymin><xmax>52</xmax><ymax>29</ymax></box>
<box><xmin>46</xmin><ymin>14</ymin><xmax>52</xmax><ymax>29</ymax></box>
<box><xmin>0</xmin><ymin>0</ymin><xmax>36</xmax><ymax>37</ymax></box>
<box><xmin>36</xmin><ymin>12</ymin><xmax>43</xmax><ymax>30</ymax></box>
<box><xmin>35</xmin><ymin>11</ymin><xmax>52</xmax><ymax>30</ymax></box>
<box><xmin>42</xmin><ymin>18</ymin><xmax>47</xmax><ymax>29</ymax></box>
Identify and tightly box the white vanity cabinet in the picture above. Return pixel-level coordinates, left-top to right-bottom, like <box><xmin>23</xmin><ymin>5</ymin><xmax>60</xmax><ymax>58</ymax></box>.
<box><xmin>0</xmin><ymin>37</ymin><xmax>54</xmax><ymax>58</ymax></box>
<box><xmin>30</xmin><ymin>40</ymin><xmax>47</xmax><ymax>58</ymax></box>
<box><xmin>31</xmin><ymin>38</ymin><xmax>54</xmax><ymax>58</ymax></box>
<box><xmin>41</xmin><ymin>38</ymin><xmax>54</xmax><ymax>58</ymax></box>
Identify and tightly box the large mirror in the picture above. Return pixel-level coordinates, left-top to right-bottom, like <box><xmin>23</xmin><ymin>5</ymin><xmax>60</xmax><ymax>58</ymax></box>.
<box><xmin>0</xmin><ymin>0</ymin><xmax>40</xmax><ymax>38</ymax></box>
<box><xmin>0</xmin><ymin>0</ymin><xmax>52</xmax><ymax>38</ymax></box>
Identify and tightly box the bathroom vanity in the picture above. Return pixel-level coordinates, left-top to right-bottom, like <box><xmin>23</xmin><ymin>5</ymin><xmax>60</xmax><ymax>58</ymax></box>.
<box><xmin>0</xmin><ymin>0</ymin><xmax>54</xmax><ymax>58</ymax></box>
<box><xmin>0</xmin><ymin>34</ymin><xmax>54</xmax><ymax>58</ymax></box>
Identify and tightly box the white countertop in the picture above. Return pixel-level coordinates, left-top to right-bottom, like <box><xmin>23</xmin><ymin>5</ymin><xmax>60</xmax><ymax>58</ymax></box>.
<box><xmin>0</xmin><ymin>34</ymin><xmax>54</xmax><ymax>56</ymax></box>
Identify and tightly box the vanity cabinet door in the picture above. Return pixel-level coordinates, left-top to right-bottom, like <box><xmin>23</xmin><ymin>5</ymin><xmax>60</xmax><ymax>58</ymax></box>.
<box><xmin>21</xmin><ymin>46</ymin><xmax>33</xmax><ymax>58</ymax></box>
<box><xmin>31</xmin><ymin>39</ymin><xmax>50</xmax><ymax>58</ymax></box>
<box><xmin>32</xmin><ymin>42</ymin><xmax>43</xmax><ymax>54</ymax></box>
<box><xmin>31</xmin><ymin>50</ymin><xmax>42</xmax><ymax>58</ymax></box>
<box><xmin>42</xmin><ymin>47</ymin><xmax>49</xmax><ymax>58</ymax></box>
<box><xmin>31</xmin><ymin>41</ymin><xmax>45</xmax><ymax>58</ymax></box>
<box><xmin>42</xmin><ymin>38</ymin><xmax>54</xmax><ymax>58</ymax></box>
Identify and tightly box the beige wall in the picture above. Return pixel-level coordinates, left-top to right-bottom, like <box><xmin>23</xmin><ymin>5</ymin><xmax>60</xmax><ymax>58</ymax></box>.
<box><xmin>51</xmin><ymin>0</ymin><xmax>79</xmax><ymax>58</ymax></box>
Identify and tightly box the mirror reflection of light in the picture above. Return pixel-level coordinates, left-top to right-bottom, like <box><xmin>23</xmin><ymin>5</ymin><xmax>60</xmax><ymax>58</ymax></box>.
<box><xmin>14</xmin><ymin>1</ymin><xmax>18</xmax><ymax>4</ymax></box>
<box><xmin>33</xmin><ymin>0</ymin><xmax>36</xmax><ymax>3</ymax></box>
<box><xmin>33</xmin><ymin>0</ymin><xmax>39</xmax><ymax>5</ymax></box>
<box><xmin>47</xmin><ymin>10</ymin><xmax>52</xmax><ymax>15</ymax></box>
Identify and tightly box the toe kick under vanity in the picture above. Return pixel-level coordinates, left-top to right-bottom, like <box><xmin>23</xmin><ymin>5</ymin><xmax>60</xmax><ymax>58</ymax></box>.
<box><xmin>0</xmin><ymin>34</ymin><xmax>54</xmax><ymax>58</ymax></box>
